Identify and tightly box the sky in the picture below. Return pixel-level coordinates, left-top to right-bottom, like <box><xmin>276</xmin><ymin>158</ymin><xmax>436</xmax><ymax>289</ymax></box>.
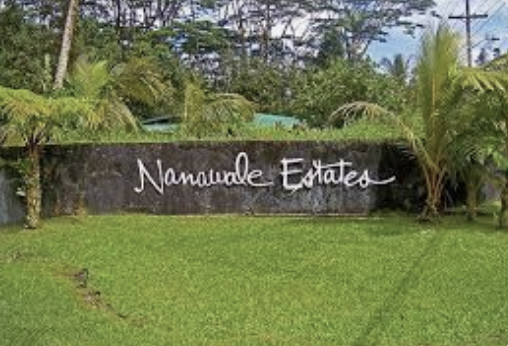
<box><xmin>368</xmin><ymin>0</ymin><xmax>508</xmax><ymax>64</ymax></box>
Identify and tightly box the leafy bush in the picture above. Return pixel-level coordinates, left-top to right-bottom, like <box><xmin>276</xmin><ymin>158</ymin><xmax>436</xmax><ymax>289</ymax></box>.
<box><xmin>226</xmin><ymin>58</ymin><xmax>304</xmax><ymax>115</ymax></box>
<box><xmin>293</xmin><ymin>59</ymin><xmax>406</xmax><ymax>128</ymax></box>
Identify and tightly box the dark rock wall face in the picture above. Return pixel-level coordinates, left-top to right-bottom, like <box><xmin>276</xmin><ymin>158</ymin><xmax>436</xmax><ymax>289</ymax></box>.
<box><xmin>0</xmin><ymin>142</ymin><xmax>422</xmax><ymax>225</ymax></box>
<box><xmin>39</xmin><ymin>142</ymin><xmax>419</xmax><ymax>217</ymax></box>
<box><xmin>0</xmin><ymin>148</ymin><xmax>25</xmax><ymax>225</ymax></box>
<box><xmin>0</xmin><ymin>168</ymin><xmax>24</xmax><ymax>225</ymax></box>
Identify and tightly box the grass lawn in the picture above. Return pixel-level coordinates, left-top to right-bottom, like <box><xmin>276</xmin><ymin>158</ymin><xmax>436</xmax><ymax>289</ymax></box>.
<box><xmin>0</xmin><ymin>215</ymin><xmax>507</xmax><ymax>346</ymax></box>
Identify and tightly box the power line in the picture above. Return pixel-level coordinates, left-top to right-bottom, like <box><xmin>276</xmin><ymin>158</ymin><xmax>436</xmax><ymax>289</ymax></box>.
<box><xmin>471</xmin><ymin>1</ymin><xmax>506</xmax><ymax>37</ymax></box>
<box><xmin>468</xmin><ymin>2</ymin><xmax>505</xmax><ymax>47</ymax></box>
<box><xmin>414</xmin><ymin>1</ymin><xmax>457</xmax><ymax>41</ymax></box>
<box><xmin>439</xmin><ymin>0</ymin><xmax>464</xmax><ymax>31</ymax></box>
<box><xmin>441</xmin><ymin>0</ymin><xmax>458</xmax><ymax>19</ymax></box>
<box><xmin>462</xmin><ymin>30</ymin><xmax>505</xmax><ymax>64</ymax></box>
<box><xmin>471</xmin><ymin>0</ymin><xmax>494</xmax><ymax>15</ymax></box>
<box><xmin>466</xmin><ymin>1</ymin><xmax>508</xmax><ymax>63</ymax></box>
<box><xmin>449</xmin><ymin>0</ymin><xmax>488</xmax><ymax>66</ymax></box>
<box><xmin>471</xmin><ymin>0</ymin><xmax>498</xmax><ymax>30</ymax></box>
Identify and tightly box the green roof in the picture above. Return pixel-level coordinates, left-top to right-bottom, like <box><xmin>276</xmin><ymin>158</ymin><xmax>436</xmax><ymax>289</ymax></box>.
<box><xmin>253</xmin><ymin>114</ymin><xmax>302</xmax><ymax>127</ymax></box>
<box><xmin>142</xmin><ymin>113</ymin><xmax>302</xmax><ymax>132</ymax></box>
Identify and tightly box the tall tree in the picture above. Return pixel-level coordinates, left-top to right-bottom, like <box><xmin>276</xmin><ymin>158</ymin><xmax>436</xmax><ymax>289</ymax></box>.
<box><xmin>218</xmin><ymin>0</ymin><xmax>313</xmax><ymax>64</ymax></box>
<box><xmin>54</xmin><ymin>0</ymin><xmax>80</xmax><ymax>89</ymax></box>
<box><xmin>380</xmin><ymin>53</ymin><xmax>411</xmax><ymax>85</ymax></box>
<box><xmin>0</xmin><ymin>2</ymin><xmax>59</xmax><ymax>92</ymax></box>
<box><xmin>312</xmin><ymin>0</ymin><xmax>433</xmax><ymax>61</ymax></box>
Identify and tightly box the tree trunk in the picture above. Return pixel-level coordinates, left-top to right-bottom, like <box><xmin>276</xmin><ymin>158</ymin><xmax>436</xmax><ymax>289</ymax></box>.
<box><xmin>419</xmin><ymin>165</ymin><xmax>446</xmax><ymax>222</ymax></box>
<box><xmin>465</xmin><ymin>177</ymin><xmax>478</xmax><ymax>222</ymax></box>
<box><xmin>498</xmin><ymin>126</ymin><xmax>508</xmax><ymax>229</ymax></box>
<box><xmin>421</xmin><ymin>200</ymin><xmax>440</xmax><ymax>221</ymax></box>
<box><xmin>499</xmin><ymin>171</ymin><xmax>508</xmax><ymax>229</ymax></box>
<box><xmin>465</xmin><ymin>167</ymin><xmax>483</xmax><ymax>222</ymax></box>
<box><xmin>25</xmin><ymin>144</ymin><xmax>42</xmax><ymax>229</ymax></box>
<box><xmin>54</xmin><ymin>0</ymin><xmax>80</xmax><ymax>90</ymax></box>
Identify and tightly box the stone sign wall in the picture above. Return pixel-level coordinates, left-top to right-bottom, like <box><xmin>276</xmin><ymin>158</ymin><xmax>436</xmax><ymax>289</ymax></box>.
<box><xmin>1</xmin><ymin>142</ymin><xmax>423</xmax><ymax>225</ymax></box>
<box><xmin>0</xmin><ymin>168</ymin><xmax>24</xmax><ymax>225</ymax></box>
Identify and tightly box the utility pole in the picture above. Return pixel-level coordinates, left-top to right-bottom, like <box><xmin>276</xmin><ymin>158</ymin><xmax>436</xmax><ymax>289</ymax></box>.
<box><xmin>449</xmin><ymin>0</ymin><xmax>488</xmax><ymax>66</ymax></box>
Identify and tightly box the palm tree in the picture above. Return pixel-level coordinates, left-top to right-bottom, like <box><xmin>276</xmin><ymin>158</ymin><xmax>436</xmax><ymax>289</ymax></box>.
<box><xmin>65</xmin><ymin>55</ymin><xmax>171</xmax><ymax>132</ymax></box>
<box><xmin>441</xmin><ymin>53</ymin><xmax>508</xmax><ymax>227</ymax></box>
<box><xmin>456</xmin><ymin>91</ymin><xmax>508</xmax><ymax>227</ymax></box>
<box><xmin>448</xmin><ymin>130</ymin><xmax>491</xmax><ymax>222</ymax></box>
<box><xmin>477</xmin><ymin>54</ymin><xmax>508</xmax><ymax>228</ymax></box>
<box><xmin>54</xmin><ymin>0</ymin><xmax>81</xmax><ymax>90</ymax></box>
<box><xmin>380</xmin><ymin>53</ymin><xmax>410</xmax><ymax>86</ymax></box>
<box><xmin>413</xmin><ymin>23</ymin><xmax>464</xmax><ymax>217</ymax></box>
<box><xmin>179</xmin><ymin>80</ymin><xmax>255</xmax><ymax>138</ymax></box>
<box><xmin>489</xmin><ymin>98</ymin><xmax>508</xmax><ymax>228</ymax></box>
<box><xmin>335</xmin><ymin>23</ymin><xmax>506</xmax><ymax>219</ymax></box>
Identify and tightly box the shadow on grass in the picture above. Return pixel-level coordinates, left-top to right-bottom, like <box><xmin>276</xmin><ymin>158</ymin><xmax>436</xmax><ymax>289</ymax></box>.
<box><xmin>280</xmin><ymin>213</ymin><xmax>508</xmax><ymax>237</ymax></box>
<box><xmin>438</xmin><ymin>215</ymin><xmax>507</xmax><ymax>235</ymax></box>
<box><xmin>352</xmin><ymin>230</ymin><xmax>445</xmax><ymax>346</ymax></box>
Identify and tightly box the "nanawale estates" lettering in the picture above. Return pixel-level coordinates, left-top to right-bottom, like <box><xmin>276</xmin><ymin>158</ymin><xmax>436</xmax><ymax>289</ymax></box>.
<box><xmin>133</xmin><ymin>152</ymin><xmax>396</xmax><ymax>195</ymax></box>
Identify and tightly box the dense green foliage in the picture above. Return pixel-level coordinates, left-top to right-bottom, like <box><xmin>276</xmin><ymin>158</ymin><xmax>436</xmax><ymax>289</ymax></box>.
<box><xmin>454</xmin><ymin>55</ymin><xmax>508</xmax><ymax>226</ymax></box>
<box><xmin>1</xmin><ymin>215</ymin><xmax>507</xmax><ymax>345</ymax></box>
<box><xmin>225</xmin><ymin>58</ymin><xmax>305</xmax><ymax>115</ymax></box>
<box><xmin>0</xmin><ymin>0</ymin><xmax>432</xmax><ymax>123</ymax></box>
<box><xmin>0</xmin><ymin>4</ymin><xmax>56</xmax><ymax>92</ymax></box>
<box><xmin>294</xmin><ymin>60</ymin><xmax>405</xmax><ymax>128</ymax></box>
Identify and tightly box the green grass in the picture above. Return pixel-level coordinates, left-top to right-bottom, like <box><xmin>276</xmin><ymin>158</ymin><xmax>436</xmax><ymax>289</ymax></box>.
<box><xmin>1</xmin><ymin>215</ymin><xmax>507</xmax><ymax>346</ymax></box>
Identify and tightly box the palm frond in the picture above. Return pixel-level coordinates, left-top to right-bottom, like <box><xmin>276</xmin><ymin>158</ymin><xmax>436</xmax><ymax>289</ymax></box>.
<box><xmin>417</xmin><ymin>22</ymin><xmax>461</xmax><ymax>125</ymax></box>
<box><xmin>484</xmin><ymin>53</ymin><xmax>508</xmax><ymax>71</ymax></box>
<box><xmin>206</xmin><ymin>93</ymin><xmax>255</xmax><ymax>123</ymax></box>
<box><xmin>329</xmin><ymin>101</ymin><xmax>393</xmax><ymax>127</ymax></box>
<box><xmin>330</xmin><ymin>100</ymin><xmax>438</xmax><ymax>171</ymax></box>
<box><xmin>112</xmin><ymin>57</ymin><xmax>172</xmax><ymax>106</ymax></box>
<box><xmin>0</xmin><ymin>85</ymin><xmax>100</xmax><ymax>145</ymax></box>
<box><xmin>182</xmin><ymin>82</ymin><xmax>205</xmax><ymax>120</ymax></box>
<box><xmin>457</xmin><ymin>68</ymin><xmax>507</xmax><ymax>93</ymax></box>
<box><xmin>66</xmin><ymin>56</ymin><xmax>110</xmax><ymax>99</ymax></box>
<box><xmin>100</xmin><ymin>98</ymin><xmax>139</xmax><ymax>131</ymax></box>
<box><xmin>65</xmin><ymin>56</ymin><xmax>176</xmax><ymax>133</ymax></box>
<box><xmin>181</xmin><ymin>82</ymin><xmax>255</xmax><ymax>137</ymax></box>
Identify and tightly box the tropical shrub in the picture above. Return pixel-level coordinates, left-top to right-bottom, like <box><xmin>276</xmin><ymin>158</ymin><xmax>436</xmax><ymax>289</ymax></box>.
<box><xmin>293</xmin><ymin>59</ymin><xmax>405</xmax><ymax>128</ymax></box>
<box><xmin>334</xmin><ymin>23</ymin><xmax>507</xmax><ymax>219</ymax></box>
